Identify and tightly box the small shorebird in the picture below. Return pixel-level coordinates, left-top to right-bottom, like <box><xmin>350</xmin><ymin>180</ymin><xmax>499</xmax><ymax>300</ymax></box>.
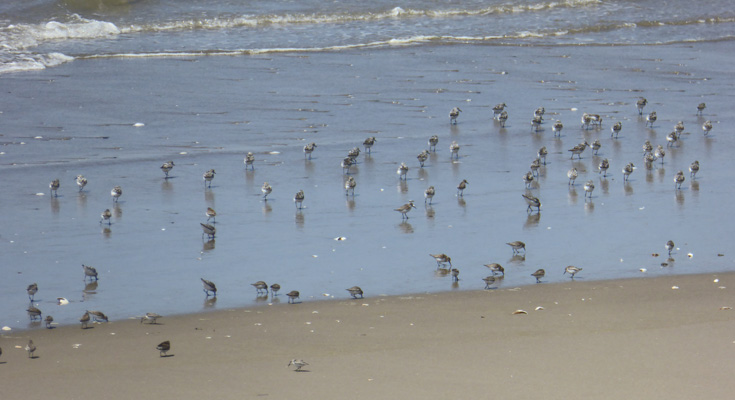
<box><xmin>583</xmin><ymin>180</ymin><xmax>595</xmax><ymax>199</ymax></box>
<box><xmin>397</xmin><ymin>162</ymin><xmax>409</xmax><ymax>180</ymax></box>
<box><xmin>666</xmin><ymin>131</ymin><xmax>678</xmax><ymax>147</ymax></box>
<box><xmin>457</xmin><ymin>179</ymin><xmax>468</xmax><ymax>197</ymax></box>
<box><xmin>522</xmin><ymin>194</ymin><xmax>541</xmax><ymax>213</ymax></box>
<box><xmin>26</xmin><ymin>340</ymin><xmax>36</xmax><ymax>358</ymax></box>
<box><xmin>644</xmin><ymin>152</ymin><xmax>656</xmax><ymax>165</ymax></box>
<box><xmin>270</xmin><ymin>283</ymin><xmax>281</xmax><ymax>296</ymax></box>
<box><xmin>567</xmin><ymin>167</ymin><xmax>578</xmax><ymax>186</ymax></box>
<box><xmin>430</xmin><ymin>253</ymin><xmax>452</xmax><ymax>268</ymax></box>
<box><xmin>87</xmin><ymin>310</ymin><xmax>108</xmax><ymax>322</ymax></box>
<box><xmin>140</xmin><ymin>312</ymin><xmax>162</xmax><ymax>324</ymax></box>
<box><xmin>534</xmin><ymin>106</ymin><xmax>545</xmax><ymax>119</ymax></box>
<box><xmin>206</xmin><ymin>207</ymin><xmax>217</xmax><ymax>222</ymax></box>
<box><xmin>424</xmin><ymin>186</ymin><xmax>435</xmax><ymax>205</ymax></box>
<box><xmin>484</xmin><ymin>263</ymin><xmax>505</xmax><ymax>276</ymax></box>
<box><xmin>702</xmin><ymin>120</ymin><xmax>712</xmax><ymax>135</ymax></box>
<box><xmin>244</xmin><ymin>152</ymin><xmax>255</xmax><ymax>170</ymax></box>
<box><xmin>589</xmin><ymin>113</ymin><xmax>602</xmax><ymax>128</ymax></box>
<box><xmin>507</xmin><ymin>241</ymin><xmax>526</xmax><ymax>254</ymax></box>
<box><xmin>482</xmin><ymin>276</ymin><xmax>496</xmax><ymax>289</ymax></box>
<box><xmin>160</xmin><ymin>161</ymin><xmax>174</xmax><ymax>178</ymax></box>
<box><xmin>261</xmin><ymin>182</ymin><xmax>272</xmax><ymax>200</ymax></box>
<box><xmin>622</xmin><ymin>163</ymin><xmax>636</xmax><ymax>182</ymax></box>
<box><xmin>531</xmin><ymin>269</ymin><xmax>545</xmax><ymax>283</ymax></box>
<box><xmin>451</xmin><ymin>268</ymin><xmax>460</xmax><ymax>282</ymax></box>
<box><xmin>531</xmin><ymin>115</ymin><xmax>543</xmax><ymax>132</ymax></box>
<box><xmin>530</xmin><ymin>158</ymin><xmax>541</xmax><ymax>176</ymax></box>
<box><xmin>363</xmin><ymin>137</ymin><xmax>376</xmax><ymax>153</ymax></box>
<box><xmin>83</xmin><ymin>264</ymin><xmax>98</xmax><ymax>281</ymax></box>
<box><xmin>642</xmin><ymin>140</ymin><xmax>653</xmax><ymax>155</ymax></box>
<box><xmin>568</xmin><ymin>141</ymin><xmax>589</xmax><ymax>159</ymax></box>
<box><xmin>611</xmin><ymin>121</ymin><xmax>622</xmax><ymax>138</ymax></box>
<box><xmin>156</xmin><ymin>340</ymin><xmax>171</xmax><ymax>357</ymax></box>
<box><xmin>449</xmin><ymin>141</ymin><xmax>460</xmax><ymax>159</ymax></box>
<box><xmin>636</xmin><ymin>98</ymin><xmax>647</xmax><ymax>115</ymax></box>
<box><xmin>203</xmin><ymin>169</ymin><xmax>216</xmax><ymax>188</ymax></box>
<box><xmin>581</xmin><ymin>113</ymin><xmax>592</xmax><ymax>130</ymax></box>
<box><xmin>428</xmin><ymin>135</ymin><xmax>439</xmax><ymax>152</ymax></box>
<box><xmin>80</xmin><ymin>312</ymin><xmax>91</xmax><ymax>329</ymax></box>
<box><xmin>492</xmin><ymin>103</ymin><xmax>506</xmax><ymax>119</ymax></box>
<box><xmin>347</xmin><ymin>147</ymin><xmax>361</xmax><ymax>162</ymax></box>
<box><xmin>538</xmin><ymin>146</ymin><xmax>548</xmax><ymax>165</ymax></box>
<box><xmin>49</xmin><ymin>179</ymin><xmax>60</xmax><ymax>197</ymax></box>
<box><xmin>76</xmin><ymin>175</ymin><xmax>87</xmax><ymax>191</ymax></box>
<box><xmin>598</xmin><ymin>159</ymin><xmax>610</xmax><ymax>177</ymax></box>
<box><xmin>417</xmin><ymin>150</ymin><xmax>429</xmax><ymax>167</ymax></box>
<box><xmin>689</xmin><ymin>160</ymin><xmax>699</xmax><ymax>179</ymax></box>
<box><xmin>303</xmin><ymin>142</ymin><xmax>317</xmax><ymax>160</ymax></box>
<box><xmin>590</xmin><ymin>140</ymin><xmax>601</xmax><ymax>155</ymax></box>
<box><xmin>345</xmin><ymin>176</ymin><xmax>356</xmax><ymax>196</ymax></box>
<box><xmin>288</xmin><ymin>359</ymin><xmax>309</xmax><ymax>371</ymax></box>
<box><xmin>395</xmin><ymin>201</ymin><xmax>416</xmax><ymax>219</ymax></box>
<box><xmin>654</xmin><ymin>145</ymin><xmax>666</xmax><ymax>164</ymax></box>
<box><xmin>674</xmin><ymin>121</ymin><xmax>685</xmax><ymax>135</ymax></box>
<box><xmin>251</xmin><ymin>281</ymin><xmax>268</xmax><ymax>295</ymax></box>
<box><xmin>27</xmin><ymin>306</ymin><xmax>42</xmax><ymax>321</ymax></box>
<box><xmin>552</xmin><ymin>120</ymin><xmax>563</xmax><ymax>136</ymax></box>
<box><xmin>449</xmin><ymin>107</ymin><xmax>461</xmax><ymax>124</ymax></box>
<box><xmin>340</xmin><ymin>157</ymin><xmax>353</xmax><ymax>174</ymax></box>
<box><xmin>696</xmin><ymin>102</ymin><xmax>706</xmax><ymax>116</ymax></box>
<box><xmin>674</xmin><ymin>171</ymin><xmax>685</xmax><ymax>189</ymax></box>
<box><xmin>27</xmin><ymin>283</ymin><xmax>38</xmax><ymax>301</ymax></box>
<box><xmin>201</xmin><ymin>278</ymin><xmax>217</xmax><ymax>297</ymax></box>
<box><xmin>646</xmin><ymin>111</ymin><xmax>657</xmax><ymax>127</ymax></box>
<box><xmin>286</xmin><ymin>290</ymin><xmax>300</xmax><ymax>304</ymax></box>
<box><xmin>498</xmin><ymin>110</ymin><xmax>508</xmax><ymax>127</ymax></box>
<box><xmin>111</xmin><ymin>185</ymin><xmax>122</xmax><ymax>202</ymax></box>
<box><xmin>666</xmin><ymin>240</ymin><xmax>675</xmax><ymax>256</ymax></box>
<box><xmin>346</xmin><ymin>286</ymin><xmax>364</xmax><ymax>299</ymax></box>
<box><xmin>294</xmin><ymin>190</ymin><xmax>305</xmax><ymax>209</ymax></box>
<box><xmin>523</xmin><ymin>171</ymin><xmax>534</xmax><ymax>188</ymax></box>
<box><xmin>201</xmin><ymin>223</ymin><xmax>216</xmax><ymax>239</ymax></box>
<box><xmin>44</xmin><ymin>315</ymin><xmax>53</xmax><ymax>329</ymax></box>
<box><xmin>564</xmin><ymin>266</ymin><xmax>582</xmax><ymax>278</ymax></box>
<box><xmin>100</xmin><ymin>209</ymin><xmax>112</xmax><ymax>225</ymax></box>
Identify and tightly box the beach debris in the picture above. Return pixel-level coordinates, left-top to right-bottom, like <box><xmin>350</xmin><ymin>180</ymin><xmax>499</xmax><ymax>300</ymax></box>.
<box><xmin>714</xmin><ymin>279</ymin><xmax>719</xmax><ymax>283</ymax></box>
<box><xmin>1</xmin><ymin>326</ymin><xmax>11</xmax><ymax>331</ymax></box>
<box><xmin>133</xmin><ymin>122</ymin><xmax>145</xmax><ymax>127</ymax></box>
<box><xmin>535</xmin><ymin>306</ymin><xmax>544</xmax><ymax>311</ymax></box>
<box><xmin>57</xmin><ymin>297</ymin><xmax>69</xmax><ymax>305</ymax></box>
<box><xmin>639</xmin><ymin>268</ymin><xmax>647</xmax><ymax>273</ymax></box>
<box><xmin>334</xmin><ymin>237</ymin><xmax>347</xmax><ymax>241</ymax></box>
<box><xmin>512</xmin><ymin>310</ymin><xmax>528</xmax><ymax>315</ymax></box>
<box><xmin>652</xmin><ymin>253</ymin><xmax>659</xmax><ymax>257</ymax></box>
<box><xmin>672</xmin><ymin>286</ymin><xmax>679</xmax><ymax>290</ymax></box>
<box><xmin>719</xmin><ymin>307</ymin><xmax>732</xmax><ymax>311</ymax></box>
<box><xmin>687</xmin><ymin>253</ymin><xmax>693</xmax><ymax>258</ymax></box>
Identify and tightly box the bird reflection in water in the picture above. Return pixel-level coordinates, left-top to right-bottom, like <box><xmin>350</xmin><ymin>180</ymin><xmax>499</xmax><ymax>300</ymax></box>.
<box><xmin>398</xmin><ymin>221</ymin><xmax>413</xmax><ymax>234</ymax></box>
<box><xmin>202</xmin><ymin>239</ymin><xmax>215</xmax><ymax>252</ymax></box>
<box><xmin>203</xmin><ymin>296</ymin><xmax>217</xmax><ymax>309</ymax></box>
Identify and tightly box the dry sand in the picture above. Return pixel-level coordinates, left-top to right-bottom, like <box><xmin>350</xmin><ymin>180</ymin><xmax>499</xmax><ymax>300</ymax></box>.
<box><xmin>2</xmin><ymin>272</ymin><xmax>735</xmax><ymax>399</ymax></box>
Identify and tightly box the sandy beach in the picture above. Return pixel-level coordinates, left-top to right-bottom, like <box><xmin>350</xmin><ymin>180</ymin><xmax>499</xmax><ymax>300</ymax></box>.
<box><xmin>2</xmin><ymin>272</ymin><xmax>734</xmax><ymax>399</ymax></box>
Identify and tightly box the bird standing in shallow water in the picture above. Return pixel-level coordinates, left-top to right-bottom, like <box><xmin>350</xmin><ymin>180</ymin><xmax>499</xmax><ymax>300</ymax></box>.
<box><xmin>457</xmin><ymin>179</ymin><xmax>468</xmax><ymax>196</ymax></box>
<box><xmin>294</xmin><ymin>190</ymin><xmax>305</xmax><ymax>209</ymax></box>
<box><xmin>552</xmin><ymin>120</ymin><xmax>563</xmax><ymax>136</ymax></box>
<box><xmin>100</xmin><ymin>209</ymin><xmax>112</xmax><ymax>225</ymax></box>
<box><xmin>697</xmin><ymin>102</ymin><xmax>706</xmax><ymax>115</ymax></box>
<box><xmin>111</xmin><ymin>186</ymin><xmax>122</xmax><ymax>202</ymax></box>
<box><xmin>346</xmin><ymin>286</ymin><xmax>364</xmax><ymax>298</ymax></box>
<box><xmin>451</xmin><ymin>268</ymin><xmax>460</xmax><ymax>282</ymax></box>
<box><xmin>261</xmin><ymin>182</ymin><xmax>272</xmax><ymax>200</ymax></box>
<box><xmin>623</xmin><ymin>163</ymin><xmax>636</xmax><ymax>182</ymax></box>
<box><xmin>584</xmin><ymin>180</ymin><xmax>595</xmax><ymax>199</ymax></box>
<box><xmin>303</xmin><ymin>143</ymin><xmax>317</xmax><ymax>160</ymax></box>
<box><xmin>160</xmin><ymin>161</ymin><xmax>174</xmax><ymax>178</ymax></box>
<box><xmin>531</xmin><ymin>269</ymin><xmax>545</xmax><ymax>283</ymax></box>
<box><xmin>636</xmin><ymin>98</ymin><xmax>647</xmax><ymax>115</ymax></box>
<box><xmin>483</xmin><ymin>276</ymin><xmax>496</xmax><ymax>289</ymax></box>
<box><xmin>424</xmin><ymin>186</ymin><xmax>435</xmax><ymax>205</ymax></box>
<box><xmin>598</xmin><ymin>159</ymin><xmax>610</xmax><ymax>177</ymax></box>
<box><xmin>537</xmin><ymin>146</ymin><xmax>548</xmax><ymax>165</ymax></box>
<box><xmin>203</xmin><ymin>169</ymin><xmax>216</xmax><ymax>188</ymax></box>
<box><xmin>564</xmin><ymin>266</ymin><xmax>582</xmax><ymax>278</ymax></box>
<box><xmin>156</xmin><ymin>341</ymin><xmax>171</xmax><ymax>357</ymax></box>
<box><xmin>523</xmin><ymin>171</ymin><xmax>534</xmax><ymax>189</ymax></box>
<box><xmin>87</xmin><ymin>310</ymin><xmax>108</xmax><ymax>322</ymax></box>
<box><xmin>397</xmin><ymin>162</ymin><xmax>409</xmax><ymax>180</ymax></box>
<box><xmin>49</xmin><ymin>179</ymin><xmax>60</xmax><ymax>197</ymax></box>
<box><xmin>591</xmin><ymin>140</ymin><xmax>601</xmax><ymax>155</ymax></box>
<box><xmin>27</xmin><ymin>306</ymin><xmax>42</xmax><ymax>320</ymax></box>
<box><xmin>522</xmin><ymin>194</ymin><xmax>541</xmax><ymax>213</ymax></box>
<box><xmin>244</xmin><ymin>152</ymin><xmax>255</xmax><ymax>170</ymax></box>
<box><xmin>417</xmin><ymin>150</ymin><xmax>429</xmax><ymax>167</ymax></box>
<box><xmin>27</xmin><ymin>283</ymin><xmax>38</xmax><ymax>301</ymax></box>
<box><xmin>568</xmin><ymin>142</ymin><xmax>588</xmax><ymax>159</ymax></box>
<box><xmin>450</xmin><ymin>141</ymin><xmax>460</xmax><ymax>159</ymax></box>
<box><xmin>44</xmin><ymin>315</ymin><xmax>54</xmax><ymax>328</ymax></box>
<box><xmin>206</xmin><ymin>207</ymin><xmax>216</xmax><ymax>222</ymax></box>
<box><xmin>287</xmin><ymin>290</ymin><xmax>300</xmax><ymax>304</ymax></box>
<box><xmin>83</xmin><ymin>264</ymin><xmax>98</xmax><ymax>281</ymax></box>
<box><xmin>76</xmin><ymin>175</ymin><xmax>87</xmax><ymax>191</ymax></box>
<box><xmin>498</xmin><ymin>110</ymin><xmax>508</xmax><ymax>127</ymax></box>
<box><xmin>666</xmin><ymin>131</ymin><xmax>678</xmax><ymax>147</ymax></box>
<box><xmin>430</xmin><ymin>253</ymin><xmax>452</xmax><ymax>268</ymax></box>
<box><xmin>395</xmin><ymin>201</ymin><xmax>416</xmax><ymax>219</ymax></box>
<box><xmin>507</xmin><ymin>241</ymin><xmax>526</xmax><ymax>254</ymax></box>
<box><xmin>80</xmin><ymin>312</ymin><xmax>91</xmax><ymax>329</ymax></box>
<box><xmin>201</xmin><ymin>223</ymin><xmax>216</xmax><ymax>239</ymax></box>
<box><xmin>674</xmin><ymin>171</ymin><xmax>685</xmax><ymax>189</ymax></box>
<box><xmin>689</xmin><ymin>160</ymin><xmax>699</xmax><ymax>179</ymax></box>
<box><xmin>666</xmin><ymin>240</ymin><xmax>675</xmax><ymax>256</ymax></box>
<box><xmin>345</xmin><ymin>176</ymin><xmax>356</xmax><ymax>196</ymax></box>
<box><xmin>567</xmin><ymin>168</ymin><xmax>578</xmax><ymax>186</ymax></box>
<box><xmin>270</xmin><ymin>283</ymin><xmax>281</xmax><ymax>296</ymax></box>
<box><xmin>702</xmin><ymin>120</ymin><xmax>712</xmax><ymax>135</ymax></box>
<box><xmin>611</xmin><ymin>121</ymin><xmax>622</xmax><ymax>138</ymax></box>
<box><xmin>363</xmin><ymin>137</ymin><xmax>376</xmax><ymax>154</ymax></box>
<box><xmin>428</xmin><ymin>135</ymin><xmax>439</xmax><ymax>152</ymax></box>
<box><xmin>484</xmin><ymin>263</ymin><xmax>505</xmax><ymax>276</ymax></box>
<box><xmin>492</xmin><ymin>103</ymin><xmax>506</xmax><ymax>119</ymax></box>
<box><xmin>201</xmin><ymin>278</ymin><xmax>217</xmax><ymax>297</ymax></box>
<box><xmin>654</xmin><ymin>145</ymin><xmax>666</xmax><ymax>164</ymax></box>
<box><xmin>251</xmin><ymin>281</ymin><xmax>268</xmax><ymax>295</ymax></box>
<box><xmin>449</xmin><ymin>107</ymin><xmax>461</xmax><ymax>124</ymax></box>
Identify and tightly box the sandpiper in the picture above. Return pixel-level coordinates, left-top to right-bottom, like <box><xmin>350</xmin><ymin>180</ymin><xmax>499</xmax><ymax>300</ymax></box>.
<box><xmin>674</xmin><ymin>121</ymin><xmax>685</xmax><ymax>135</ymax></box>
<box><xmin>567</xmin><ymin>168</ymin><xmax>578</xmax><ymax>186</ymax></box>
<box><xmin>666</xmin><ymin>240</ymin><xmax>675</xmax><ymax>256</ymax></box>
<box><xmin>642</xmin><ymin>140</ymin><xmax>653</xmax><ymax>155</ymax></box>
<box><xmin>430</xmin><ymin>253</ymin><xmax>452</xmax><ymax>268</ymax></box>
<box><xmin>449</xmin><ymin>107</ymin><xmax>461</xmax><ymax>124</ymax></box>
<box><xmin>507</xmin><ymin>241</ymin><xmax>526</xmax><ymax>254</ymax></box>
<box><xmin>140</xmin><ymin>312</ymin><xmax>162</xmax><ymax>324</ymax></box>
<box><xmin>49</xmin><ymin>179</ymin><xmax>60</xmax><ymax>197</ymax></box>
<box><xmin>598</xmin><ymin>159</ymin><xmax>610</xmax><ymax>177</ymax></box>
<box><xmin>702</xmin><ymin>120</ymin><xmax>712</xmax><ymax>135</ymax></box>
<box><xmin>160</xmin><ymin>161</ymin><xmax>174</xmax><ymax>178</ymax></box>
<box><xmin>206</xmin><ymin>207</ymin><xmax>217</xmax><ymax>222</ymax></box>
<box><xmin>26</xmin><ymin>340</ymin><xmax>36</xmax><ymax>358</ymax></box>
<box><xmin>346</xmin><ymin>286</ymin><xmax>364</xmax><ymax>299</ymax></box>
<box><xmin>347</xmin><ymin>147</ymin><xmax>361</xmax><ymax>162</ymax></box>
<box><xmin>83</xmin><ymin>264</ymin><xmax>98</xmax><ymax>281</ymax></box>
<box><xmin>636</xmin><ymin>98</ymin><xmax>647</xmax><ymax>115</ymax></box>
<box><xmin>270</xmin><ymin>283</ymin><xmax>281</xmax><ymax>296</ymax></box>
<box><xmin>44</xmin><ymin>315</ymin><xmax>53</xmax><ymax>329</ymax></box>
<box><xmin>363</xmin><ymin>137</ymin><xmax>376</xmax><ymax>153</ymax></box>
<box><xmin>75</xmin><ymin>175</ymin><xmax>87</xmax><ymax>191</ymax></box>
<box><xmin>552</xmin><ymin>120</ymin><xmax>563</xmax><ymax>136</ymax></box>
<box><xmin>397</xmin><ymin>162</ymin><xmax>409</xmax><ymax>180</ymax></box>
<box><xmin>689</xmin><ymin>160</ymin><xmax>699</xmax><ymax>179</ymax></box>
<box><xmin>522</xmin><ymin>194</ymin><xmax>541</xmax><ymax>213</ymax></box>
<box><xmin>530</xmin><ymin>158</ymin><xmax>541</xmax><ymax>176</ymax></box>
<box><xmin>100</xmin><ymin>209</ymin><xmax>112</xmax><ymax>225</ymax></box>
<box><xmin>156</xmin><ymin>340</ymin><xmax>171</xmax><ymax>357</ymax></box>
<box><xmin>345</xmin><ymin>176</ymin><xmax>356</xmax><ymax>196</ymax></box>
<box><xmin>87</xmin><ymin>310</ymin><xmax>108</xmax><ymax>322</ymax></box>
<box><xmin>244</xmin><ymin>152</ymin><xmax>255</xmax><ymax>170</ymax></box>
<box><xmin>654</xmin><ymin>145</ymin><xmax>666</xmax><ymax>164</ymax></box>
<box><xmin>111</xmin><ymin>185</ymin><xmax>122</xmax><ymax>202</ymax></box>
<box><xmin>288</xmin><ymin>359</ymin><xmax>309</xmax><ymax>371</ymax></box>
<box><xmin>611</xmin><ymin>121</ymin><xmax>622</xmax><ymax>138</ymax></box>
<box><xmin>484</xmin><ymin>263</ymin><xmax>505</xmax><ymax>275</ymax></box>
<box><xmin>251</xmin><ymin>281</ymin><xmax>268</xmax><ymax>295</ymax></box>
<box><xmin>583</xmin><ymin>180</ymin><xmax>595</xmax><ymax>198</ymax></box>
<box><xmin>303</xmin><ymin>143</ymin><xmax>317</xmax><ymax>160</ymax></box>
<box><xmin>457</xmin><ymin>179</ymin><xmax>468</xmax><ymax>197</ymax></box>
<box><xmin>203</xmin><ymin>169</ymin><xmax>216</xmax><ymax>188</ymax></box>
<box><xmin>286</xmin><ymin>290</ymin><xmax>300</xmax><ymax>304</ymax></box>
<box><xmin>564</xmin><ymin>266</ymin><xmax>582</xmax><ymax>278</ymax></box>
<box><xmin>644</xmin><ymin>152</ymin><xmax>656</xmax><ymax>165</ymax></box>
<box><xmin>622</xmin><ymin>163</ymin><xmax>636</xmax><ymax>182</ymax></box>
<box><xmin>590</xmin><ymin>140</ymin><xmax>601</xmax><ymax>155</ymax></box>
<box><xmin>201</xmin><ymin>223</ymin><xmax>216</xmax><ymax>239</ymax></box>
<box><xmin>581</xmin><ymin>113</ymin><xmax>592</xmax><ymax>130</ymax></box>
<box><xmin>666</xmin><ymin>131</ymin><xmax>678</xmax><ymax>147</ymax></box>
<box><xmin>428</xmin><ymin>135</ymin><xmax>439</xmax><ymax>152</ymax></box>
<box><xmin>534</xmin><ymin>106</ymin><xmax>545</xmax><ymax>120</ymax></box>
<box><xmin>674</xmin><ymin>171</ymin><xmax>685</xmax><ymax>189</ymax></box>
<box><xmin>27</xmin><ymin>306</ymin><xmax>42</xmax><ymax>320</ymax></box>
<box><xmin>261</xmin><ymin>182</ymin><xmax>272</xmax><ymax>200</ymax></box>
<box><xmin>498</xmin><ymin>110</ymin><xmax>508</xmax><ymax>127</ymax></box>
<box><xmin>27</xmin><ymin>283</ymin><xmax>38</xmax><ymax>301</ymax></box>
<box><xmin>531</xmin><ymin>269</ymin><xmax>545</xmax><ymax>283</ymax></box>
<box><xmin>449</xmin><ymin>141</ymin><xmax>460</xmax><ymax>159</ymax></box>
<box><xmin>568</xmin><ymin>141</ymin><xmax>589</xmax><ymax>159</ymax></box>
<box><xmin>395</xmin><ymin>201</ymin><xmax>416</xmax><ymax>219</ymax></box>
<box><xmin>424</xmin><ymin>186</ymin><xmax>435</xmax><ymax>205</ymax></box>
<box><xmin>294</xmin><ymin>190</ymin><xmax>305</xmax><ymax>209</ymax></box>
<box><xmin>341</xmin><ymin>157</ymin><xmax>354</xmax><ymax>174</ymax></box>
<box><xmin>588</xmin><ymin>113</ymin><xmax>602</xmax><ymax>128</ymax></box>
<box><xmin>537</xmin><ymin>146</ymin><xmax>548</xmax><ymax>165</ymax></box>
<box><xmin>201</xmin><ymin>278</ymin><xmax>217</xmax><ymax>297</ymax></box>
<box><xmin>482</xmin><ymin>276</ymin><xmax>496</xmax><ymax>289</ymax></box>
<box><xmin>492</xmin><ymin>103</ymin><xmax>506</xmax><ymax>119</ymax></box>
<box><xmin>451</xmin><ymin>268</ymin><xmax>460</xmax><ymax>282</ymax></box>
<box><xmin>523</xmin><ymin>171</ymin><xmax>534</xmax><ymax>188</ymax></box>
<box><xmin>531</xmin><ymin>115</ymin><xmax>543</xmax><ymax>132</ymax></box>
<box><xmin>80</xmin><ymin>312</ymin><xmax>91</xmax><ymax>329</ymax></box>
<box><xmin>417</xmin><ymin>150</ymin><xmax>429</xmax><ymax>167</ymax></box>
<box><xmin>646</xmin><ymin>111</ymin><xmax>657</xmax><ymax>127</ymax></box>
<box><xmin>696</xmin><ymin>102</ymin><xmax>706</xmax><ymax>115</ymax></box>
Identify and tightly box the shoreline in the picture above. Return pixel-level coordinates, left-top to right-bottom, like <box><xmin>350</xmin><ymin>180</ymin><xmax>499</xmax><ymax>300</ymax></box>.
<box><xmin>3</xmin><ymin>271</ymin><xmax>734</xmax><ymax>398</ymax></box>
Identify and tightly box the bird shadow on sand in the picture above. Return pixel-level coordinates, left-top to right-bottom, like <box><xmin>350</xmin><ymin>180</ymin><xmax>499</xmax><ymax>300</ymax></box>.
<box><xmin>161</xmin><ymin>354</ymin><xmax>175</xmax><ymax>358</ymax></box>
<box><xmin>293</xmin><ymin>369</ymin><xmax>310</xmax><ymax>373</ymax></box>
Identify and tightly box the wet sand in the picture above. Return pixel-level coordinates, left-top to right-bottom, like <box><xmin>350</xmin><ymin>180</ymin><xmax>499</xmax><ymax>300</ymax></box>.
<box><xmin>2</xmin><ymin>272</ymin><xmax>734</xmax><ymax>399</ymax></box>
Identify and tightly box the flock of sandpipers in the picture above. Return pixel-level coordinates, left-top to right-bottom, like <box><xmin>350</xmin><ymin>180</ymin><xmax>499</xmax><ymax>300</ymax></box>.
<box><xmin>7</xmin><ymin>97</ymin><xmax>711</xmax><ymax>365</ymax></box>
